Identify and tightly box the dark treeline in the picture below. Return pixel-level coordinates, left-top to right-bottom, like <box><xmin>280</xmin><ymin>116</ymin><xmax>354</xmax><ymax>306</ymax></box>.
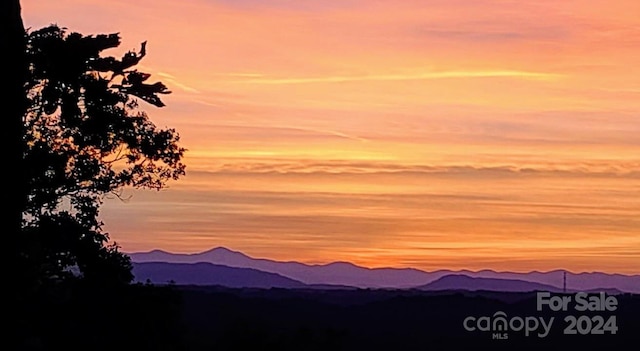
<box><xmin>179</xmin><ymin>288</ymin><xmax>638</xmax><ymax>350</ymax></box>
<box><xmin>18</xmin><ymin>282</ymin><xmax>183</xmax><ymax>350</ymax></box>
<box><xmin>16</xmin><ymin>285</ymin><xmax>639</xmax><ymax>350</ymax></box>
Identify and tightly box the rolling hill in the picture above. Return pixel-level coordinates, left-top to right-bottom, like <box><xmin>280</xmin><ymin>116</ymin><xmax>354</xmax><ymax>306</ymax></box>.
<box><xmin>132</xmin><ymin>261</ymin><xmax>307</xmax><ymax>289</ymax></box>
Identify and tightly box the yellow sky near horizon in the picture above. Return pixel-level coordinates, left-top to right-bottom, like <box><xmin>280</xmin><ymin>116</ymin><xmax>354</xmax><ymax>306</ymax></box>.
<box><xmin>22</xmin><ymin>0</ymin><xmax>640</xmax><ymax>273</ymax></box>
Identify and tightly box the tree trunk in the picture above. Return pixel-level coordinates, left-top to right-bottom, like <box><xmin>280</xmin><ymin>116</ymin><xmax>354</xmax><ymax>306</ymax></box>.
<box><xmin>0</xmin><ymin>0</ymin><xmax>29</xmax><ymax>304</ymax></box>
<box><xmin>2</xmin><ymin>2</ymin><xmax>31</xmax><ymax>347</ymax></box>
<box><xmin>1</xmin><ymin>0</ymin><xmax>27</xmax><ymax>268</ymax></box>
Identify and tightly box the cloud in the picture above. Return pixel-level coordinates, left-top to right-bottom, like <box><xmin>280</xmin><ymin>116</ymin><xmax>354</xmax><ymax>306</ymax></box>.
<box><xmin>231</xmin><ymin>70</ymin><xmax>560</xmax><ymax>85</ymax></box>
<box><xmin>187</xmin><ymin>160</ymin><xmax>640</xmax><ymax>177</ymax></box>
<box><xmin>419</xmin><ymin>26</ymin><xmax>569</xmax><ymax>43</ymax></box>
<box><xmin>177</xmin><ymin>123</ymin><xmax>368</xmax><ymax>143</ymax></box>
<box><xmin>156</xmin><ymin>72</ymin><xmax>200</xmax><ymax>93</ymax></box>
<box><xmin>101</xmin><ymin>175</ymin><xmax>640</xmax><ymax>272</ymax></box>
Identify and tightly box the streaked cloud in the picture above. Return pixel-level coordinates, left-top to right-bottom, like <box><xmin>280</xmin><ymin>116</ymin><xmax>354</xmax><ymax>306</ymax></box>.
<box><xmin>101</xmin><ymin>167</ymin><xmax>640</xmax><ymax>272</ymax></box>
<box><xmin>156</xmin><ymin>72</ymin><xmax>200</xmax><ymax>94</ymax></box>
<box><xmin>188</xmin><ymin>161</ymin><xmax>640</xmax><ymax>176</ymax></box>
<box><xmin>230</xmin><ymin>70</ymin><xmax>560</xmax><ymax>85</ymax></box>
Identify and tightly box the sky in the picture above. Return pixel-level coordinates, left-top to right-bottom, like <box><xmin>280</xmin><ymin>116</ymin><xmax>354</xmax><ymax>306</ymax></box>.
<box><xmin>23</xmin><ymin>0</ymin><xmax>640</xmax><ymax>273</ymax></box>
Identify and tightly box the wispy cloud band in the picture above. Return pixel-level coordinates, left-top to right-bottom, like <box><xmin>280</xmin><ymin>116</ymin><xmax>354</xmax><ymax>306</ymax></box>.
<box><xmin>231</xmin><ymin>70</ymin><xmax>561</xmax><ymax>85</ymax></box>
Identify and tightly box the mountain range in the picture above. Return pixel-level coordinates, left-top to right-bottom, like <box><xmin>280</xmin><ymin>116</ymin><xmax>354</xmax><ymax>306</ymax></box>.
<box><xmin>133</xmin><ymin>262</ymin><xmax>307</xmax><ymax>289</ymax></box>
<box><xmin>417</xmin><ymin>274</ymin><xmax>563</xmax><ymax>292</ymax></box>
<box><xmin>129</xmin><ymin>247</ymin><xmax>640</xmax><ymax>293</ymax></box>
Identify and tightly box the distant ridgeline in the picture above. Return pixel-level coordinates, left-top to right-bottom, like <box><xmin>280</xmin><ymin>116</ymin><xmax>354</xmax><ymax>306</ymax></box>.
<box><xmin>129</xmin><ymin>247</ymin><xmax>640</xmax><ymax>293</ymax></box>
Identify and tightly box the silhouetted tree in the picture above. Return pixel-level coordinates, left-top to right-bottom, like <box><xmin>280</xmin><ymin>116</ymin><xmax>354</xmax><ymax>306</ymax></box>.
<box><xmin>21</xmin><ymin>25</ymin><xmax>185</xmax><ymax>287</ymax></box>
<box><xmin>4</xmin><ymin>6</ymin><xmax>187</xmax><ymax>348</ymax></box>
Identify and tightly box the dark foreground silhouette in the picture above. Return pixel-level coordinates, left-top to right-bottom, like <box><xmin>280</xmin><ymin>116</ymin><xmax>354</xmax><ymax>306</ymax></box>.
<box><xmin>178</xmin><ymin>287</ymin><xmax>639</xmax><ymax>350</ymax></box>
<box><xmin>16</xmin><ymin>282</ymin><xmax>183</xmax><ymax>351</ymax></box>
<box><xmin>18</xmin><ymin>284</ymin><xmax>639</xmax><ymax>350</ymax></box>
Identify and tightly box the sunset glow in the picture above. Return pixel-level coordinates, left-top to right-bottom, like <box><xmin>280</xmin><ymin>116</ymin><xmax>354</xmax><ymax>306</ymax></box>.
<box><xmin>23</xmin><ymin>0</ymin><xmax>640</xmax><ymax>273</ymax></box>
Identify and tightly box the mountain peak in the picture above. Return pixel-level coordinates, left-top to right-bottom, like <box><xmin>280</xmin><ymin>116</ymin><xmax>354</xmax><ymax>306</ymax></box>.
<box><xmin>201</xmin><ymin>246</ymin><xmax>240</xmax><ymax>254</ymax></box>
<box><xmin>128</xmin><ymin>248</ymin><xmax>172</xmax><ymax>256</ymax></box>
<box><xmin>194</xmin><ymin>246</ymin><xmax>252</xmax><ymax>261</ymax></box>
<box><xmin>324</xmin><ymin>261</ymin><xmax>359</xmax><ymax>268</ymax></box>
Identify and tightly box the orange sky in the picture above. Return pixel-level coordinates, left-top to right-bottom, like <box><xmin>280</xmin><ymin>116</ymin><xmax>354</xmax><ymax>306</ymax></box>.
<box><xmin>23</xmin><ymin>0</ymin><xmax>640</xmax><ymax>273</ymax></box>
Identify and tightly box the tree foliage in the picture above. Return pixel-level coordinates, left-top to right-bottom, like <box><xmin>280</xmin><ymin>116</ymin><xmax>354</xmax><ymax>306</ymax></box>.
<box><xmin>21</xmin><ymin>25</ymin><xmax>185</xmax><ymax>286</ymax></box>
